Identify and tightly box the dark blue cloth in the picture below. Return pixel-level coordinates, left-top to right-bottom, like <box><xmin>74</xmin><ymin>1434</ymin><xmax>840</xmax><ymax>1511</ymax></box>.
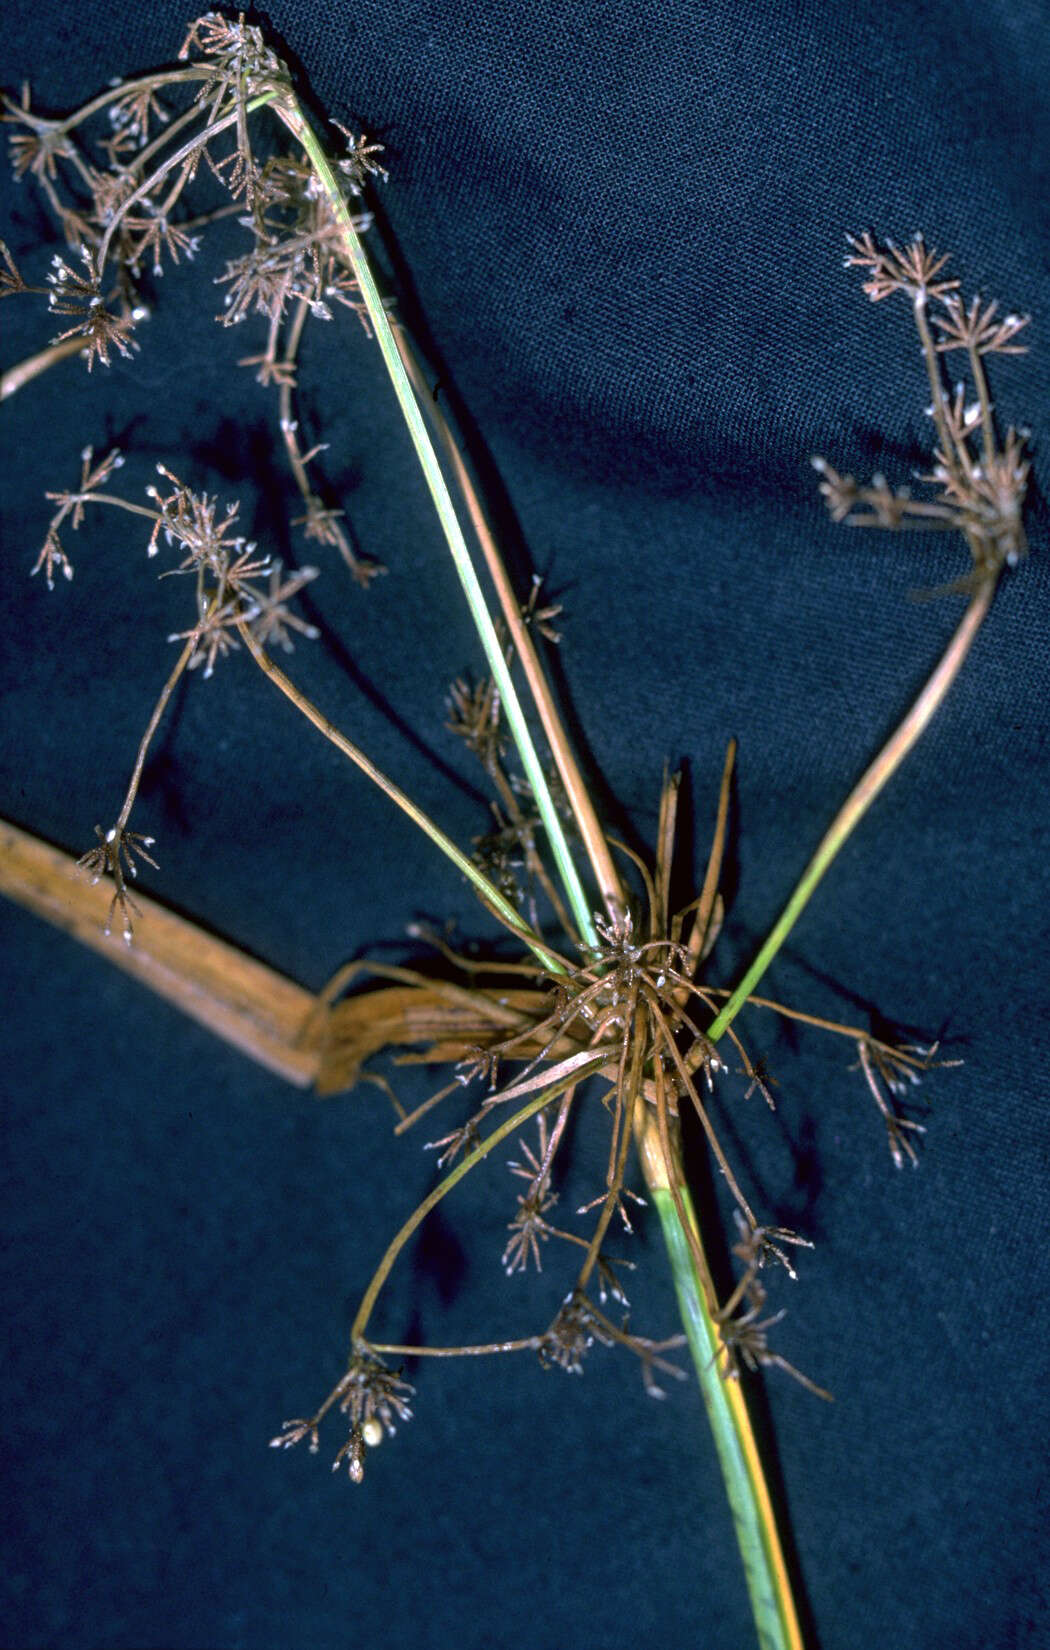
<box><xmin>2</xmin><ymin>5</ymin><xmax>1048</xmax><ymax>1646</ymax></box>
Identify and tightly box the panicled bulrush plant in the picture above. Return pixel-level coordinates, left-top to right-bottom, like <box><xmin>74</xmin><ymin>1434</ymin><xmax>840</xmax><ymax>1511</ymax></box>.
<box><xmin>0</xmin><ymin>18</ymin><xmax>1033</xmax><ymax>1650</ymax></box>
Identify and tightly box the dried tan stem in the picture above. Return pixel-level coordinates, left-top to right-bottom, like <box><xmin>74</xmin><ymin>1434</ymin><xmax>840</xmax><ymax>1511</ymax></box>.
<box><xmin>0</xmin><ymin>816</ymin><xmax>318</xmax><ymax>1085</ymax></box>
<box><xmin>1</xmin><ymin>335</ymin><xmax>89</xmax><ymax>400</ymax></box>
<box><xmin>368</xmin><ymin>1337</ymin><xmax>541</xmax><ymax>1357</ymax></box>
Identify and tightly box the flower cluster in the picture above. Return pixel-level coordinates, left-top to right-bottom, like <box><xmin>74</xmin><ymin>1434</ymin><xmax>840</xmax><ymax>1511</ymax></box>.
<box><xmin>270</xmin><ymin>1351</ymin><xmax>414</xmax><ymax>1483</ymax></box>
<box><xmin>816</xmin><ymin>234</ymin><xmax>1030</xmax><ymax>587</ymax></box>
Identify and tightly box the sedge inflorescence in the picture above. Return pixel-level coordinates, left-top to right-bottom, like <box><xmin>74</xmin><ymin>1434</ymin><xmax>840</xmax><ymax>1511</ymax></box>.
<box><xmin>3</xmin><ymin>13</ymin><xmax>1030</xmax><ymax>1490</ymax></box>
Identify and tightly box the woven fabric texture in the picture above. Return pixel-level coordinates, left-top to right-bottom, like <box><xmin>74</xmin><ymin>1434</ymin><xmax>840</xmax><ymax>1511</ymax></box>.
<box><xmin>2</xmin><ymin>5</ymin><xmax>1048</xmax><ymax>1647</ymax></box>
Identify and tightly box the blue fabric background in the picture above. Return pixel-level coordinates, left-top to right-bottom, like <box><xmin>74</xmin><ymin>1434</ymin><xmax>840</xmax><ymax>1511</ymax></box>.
<box><xmin>2</xmin><ymin>4</ymin><xmax>1048</xmax><ymax>1647</ymax></box>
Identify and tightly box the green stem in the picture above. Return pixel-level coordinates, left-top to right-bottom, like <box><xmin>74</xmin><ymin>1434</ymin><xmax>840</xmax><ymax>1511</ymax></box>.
<box><xmin>635</xmin><ymin>1106</ymin><xmax>803</xmax><ymax>1650</ymax></box>
<box><xmin>707</xmin><ymin>582</ymin><xmax>993</xmax><ymax>1043</ymax></box>
<box><xmin>650</xmin><ymin>1181</ymin><xmax>801</xmax><ymax>1650</ymax></box>
<box><xmin>275</xmin><ymin>97</ymin><xmax>597</xmax><ymax>952</ymax></box>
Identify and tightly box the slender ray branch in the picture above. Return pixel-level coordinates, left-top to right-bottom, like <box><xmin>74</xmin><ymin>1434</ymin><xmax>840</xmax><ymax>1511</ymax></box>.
<box><xmin>114</xmin><ymin>632</ymin><xmax>198</xmax><ymax>833</ymax></box>
<box><xmin>95</xmin><ymin>99</ymin><xmax>273</xmax><ymax>270</ymax></box>
<box><xmin>703</xmin><ymin>986</ymin><xmax>946</xmax><ymax>1067</ymax></box>
<box><xmin>350</xmin><ymin>1070</ymin><xmax>590</xmax><ymax>1344</ymax></box>
<box><xmin>707</xmin><ymin>582</ymin><xmax>994</xmax><ymax>1043</ymax></box>
<box><xmin>368</xmin><ymin>1337</ymin><xmax>541</xmax><ymax>1357</ymax></box>
<box><xmin>236</xmin><ymin>622</ymin><xmax>565</xmax><ymax>973</ymax></box>
<box><xmin>12</xmin><ymin>66</ymin><xmax>215</xmax><ymax>136</ymax></box>
<box><xmin>1</xmin><ymin>335</ymin><xmax>88</xmax><ymax>399</ymax></box>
